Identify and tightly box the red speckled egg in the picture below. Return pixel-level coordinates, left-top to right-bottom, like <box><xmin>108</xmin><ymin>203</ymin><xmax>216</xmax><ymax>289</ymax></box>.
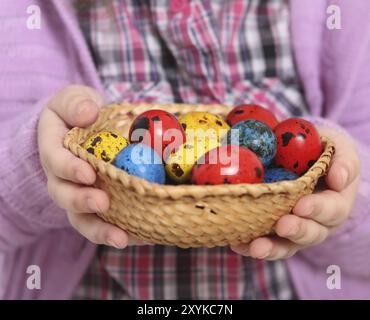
<box><xmin>273</xmin><ymin>118</ymin><xmax>322</xmax><ymax>175</ymax></box>
<box><xmin>191</xmin><ymin>145</ymin><xmax>264</xmax><ymax>185</ymax></box>
<box><xmin>129</xmin><ymin>109</ymin><xmax>186</xmax><ymax>159</ymax></box>
<box><xmin>226</xmin><ymin>104</ymin><xmax>279</xmax><ymax>129</ymax></box>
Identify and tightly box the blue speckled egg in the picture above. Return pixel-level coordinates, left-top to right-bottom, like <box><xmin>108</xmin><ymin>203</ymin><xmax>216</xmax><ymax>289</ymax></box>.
<box><xmin>264</xmin><ymin>168</ymin><xmax>298</xmax><ymax>183</ymax></box>
<box><xmin>227</xmin><ymin>120</ymin><xmax>277</xmax><ymax>166</ymax></box>
<box><xmin>113</xmin><ymin>144</ymin><xmax>166</xmax><ymax>184</ymax></box>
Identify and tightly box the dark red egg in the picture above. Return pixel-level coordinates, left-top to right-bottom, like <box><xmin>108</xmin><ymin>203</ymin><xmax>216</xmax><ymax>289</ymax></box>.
<box><xmin>129</xmin><ymin>109</ymin><xmax>186</xmax><ymax>159</ymax></box>
<box><xmin>273</xmin><ymin>118</ymin><xmax>322</xmax><ymax>175</ymax></box>
<box><xmin>191</xmin><ymin>145</ymin><xmax>264</xmax><ymax>185</ymax></box>
<box><xmin>226</xmin><ymin>104</ymin><xmax>279</xmax><ymax>129</ymax></box>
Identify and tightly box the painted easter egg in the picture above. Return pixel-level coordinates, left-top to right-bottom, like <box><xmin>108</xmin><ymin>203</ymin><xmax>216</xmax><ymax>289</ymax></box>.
<box><xmin>113</xmin><ymin>144</ymin><xmax>166</xmax><ymax>184</ymax></box>
<box><xmin>129</xmin><ymin>109</ymin><xmax>185</xmax><ymax>160</ymax></box>
<box><xmin>164</xmin><ymin>136</ymin><xmax>220</xmax><ymax>184</ymax></box>
<box><xmin>273</xmin><ymin>118</ymin><xmax>322</xmax><ymax>175</ymax></box>
<box><xmin>264</xmin><ymin>167</ymin><xmax>298</xmax><ymax>183</ymax></box>
<box><xmin>226</xmin><ymin>104</ymin><xmax>279</xmax><ymax>129</ymax></box>
<box><xmin>82</xmin><ymin>131</ymin><xmax>129</xmax><ymax>163</ymax></box>
<box><xmin>227</xmin><ymin>120</ymin><xmax>277</xmax><ymax>167</ymax></box>
<box><xmin>179</xmin><ymin>112</ymin><xmax>230</xmax><ymax>144</ymax></box>
<box><xmin>191</xmin><ymin>145</ymin><xmax>264</xmax><ymax>185</ymax></box>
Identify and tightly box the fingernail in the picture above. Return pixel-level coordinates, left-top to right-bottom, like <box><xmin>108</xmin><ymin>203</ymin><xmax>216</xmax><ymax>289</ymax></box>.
<box><xmin>75</xmin><ymin>101</ymin><xmax>90</xmax><ymax>117</ymax></box>
<box><xmin>257</xmin><ymin>250</ymin><xmax>271</xmax><ymax>259</ymax></box>
<box><xmin>231</xmin><ymin>245</ymin><xmax>250</xmax><ymax>256</ymax></box>
<box><xmin>87</xmin><ymin>198</ymin><xmax>100</xmax><ymax>213</ymax></box>
<box><xmin>132</xmin><ymin>240</ymin><xmax>154</xmax><ymax>246</ymax></box>
<box><xmin>107</xmin><ymin>238</ymin><xmax>126</xmax><ymax>249</ymax></box>
<box><xmin>340</xmin><ymin>167</ymin><xmax>349</xmax><ymax>188</ymax></box>
<box><xmin>240</xmin><ymin>249</ymin><xmax>250</xmax><ymax>256</ymax></box>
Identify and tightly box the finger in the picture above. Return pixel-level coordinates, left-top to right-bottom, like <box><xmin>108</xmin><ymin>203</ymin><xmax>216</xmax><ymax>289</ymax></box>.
<box><xmin>326</xmin><ymin>156</ymin><xmax>359</xmax><ymax>192</ymax></box>
<box><xmin>44</xmin><ymin>142</ymin><xmax>96</xmax><ymax>184</ymax></box>
<box><xmin>47</xmin><ymin>176</ymin><xmax>109</xmax><ymax>214</ymax></box>
<box><xmin>319</xmin><ymin>128</ymin><xmax>359</xmax><ymax>191</ymax></box>
<box><xmin>293</xmin><ymin>190</ymin><xmax>350</xmax><ymax>227</ymax></box>
<box><xmin>39</xmin><ymin>109</ymin><xmax>96</xmax><ymax>184</ymax></box>
<box><xmin>274</xmin><ymin>214</ymin><xmax>329</xmax><ymax>246</ymax></box>
<box><xmin>249</xmin><ymin>237</ymin><xmax>300</xmax><ymax>260</ymax></box>
<box><xmin>48</xmin><ymin>85</ymin><xmax>103</xmax><ymax>128</ymax></box>
<box><xmin>67</xmin><ymin>211</ymin><xmax>129</xmax><ymax>249</ymax></box>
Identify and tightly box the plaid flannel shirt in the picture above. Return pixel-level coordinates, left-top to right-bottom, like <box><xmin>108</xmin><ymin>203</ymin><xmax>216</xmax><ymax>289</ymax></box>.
<box><xmin>74</xmin><ymin>0</ymin><xmax>308</xmax><ymax>300</ymax></box>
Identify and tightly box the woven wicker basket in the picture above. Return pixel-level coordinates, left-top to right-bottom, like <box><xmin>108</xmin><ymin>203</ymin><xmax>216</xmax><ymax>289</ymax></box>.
<box><xmin>64</xmin><ymin>103</ymin><xmax>335</xmax><ymax>248</ymax></box>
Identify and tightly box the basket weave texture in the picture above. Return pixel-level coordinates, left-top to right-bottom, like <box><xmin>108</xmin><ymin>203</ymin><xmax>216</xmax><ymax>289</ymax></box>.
<box><xmin>64</xmin><ymin>103</ymin><xmax>335</xmax><ymax>248</ymax></box>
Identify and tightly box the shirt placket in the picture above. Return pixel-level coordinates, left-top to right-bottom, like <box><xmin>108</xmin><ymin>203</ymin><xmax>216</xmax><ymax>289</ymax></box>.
<box><xmin>153</xmin><ymin>0</ymin><xmax>229</xmax><ymax>104</ymax></box>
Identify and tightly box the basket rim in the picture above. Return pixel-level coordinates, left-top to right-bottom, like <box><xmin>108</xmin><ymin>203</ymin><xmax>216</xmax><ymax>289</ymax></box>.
<box><xmin>64</xmin><ymin>103</ymin><xmax>335</xmax><ymax>200</ymax></box>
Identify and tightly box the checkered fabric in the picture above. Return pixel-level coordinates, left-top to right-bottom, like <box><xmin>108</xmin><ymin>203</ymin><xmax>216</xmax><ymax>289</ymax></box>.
<box><xmin>74</xmin><ymin>246</ymin><xmax>295</xmax><ymax>300</ymax></box>
<box><xmin>73</xmin><ymin>0</ymin><xmax>307</xmax><ymax>300</ymax></box>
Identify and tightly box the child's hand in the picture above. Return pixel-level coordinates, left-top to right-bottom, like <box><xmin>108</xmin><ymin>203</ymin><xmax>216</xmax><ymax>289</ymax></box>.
<box><xmin>231</xmin><ymin>127</ymin><xmax>360</xmax><ymax>260</ymax></box>
<box><xmin>38</xmin><ymin>85</ymin><xmax>150</xmax><ymax>249</ymax></box>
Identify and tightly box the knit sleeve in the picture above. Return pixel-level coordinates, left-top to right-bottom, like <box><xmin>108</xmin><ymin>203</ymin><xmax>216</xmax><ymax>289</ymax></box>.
<box><xmin>0</xmin><ymin>98</ymin><xmax>70</xmax><ymax>253</ymax></box>
<box><xmin>287</xmin><ymin>116</ymin><xmax>370</xmax><ymax>279</ymax></box>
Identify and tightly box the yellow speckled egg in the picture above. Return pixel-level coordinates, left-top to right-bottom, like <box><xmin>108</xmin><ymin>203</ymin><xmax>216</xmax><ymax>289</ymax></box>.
<box><xmin>165</xmin><ymin>136</ymin><xmax>220</xmax><ymax>183</ymax></box>
<box><xmin>82</xmin><ymin>131</ymin><xmax>129</xmax><ymax>163</ymax></box>
<box><xmin>179</xmin><ymin>112</ymin><xmax>230</xmax><ymax>144</ymax></box>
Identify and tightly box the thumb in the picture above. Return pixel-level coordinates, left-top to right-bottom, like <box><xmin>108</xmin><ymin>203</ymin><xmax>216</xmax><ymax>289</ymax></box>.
<box><xmin>48</xmin><ymin>85</ymin><xmax>104</xmax><ymax>128</ymax></box>
<box><xmin>320</xmin><ymin>128</ymin><xmax>360</xmax><ymax>192</ymax></box>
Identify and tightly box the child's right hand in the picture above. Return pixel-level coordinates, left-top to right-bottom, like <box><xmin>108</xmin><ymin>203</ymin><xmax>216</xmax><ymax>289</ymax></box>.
<box><xmin>37</xmin><ymin>85</ymin><xmax>150</xmax><ymax>249</ymax></box>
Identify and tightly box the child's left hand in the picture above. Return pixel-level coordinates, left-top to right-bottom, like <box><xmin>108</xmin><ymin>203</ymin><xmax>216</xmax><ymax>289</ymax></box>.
<box><xmin>231</xmin><ymin>127</ymin><xmax>360</xmax><ymax>260</ymax></box>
